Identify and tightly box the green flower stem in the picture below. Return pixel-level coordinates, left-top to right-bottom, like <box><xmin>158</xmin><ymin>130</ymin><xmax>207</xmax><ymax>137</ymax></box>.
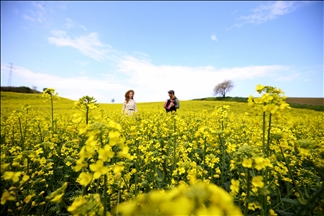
<box><xmin>262</xmin><ymin>113</ymin><xmax>272</xmax><ymax>216</ymax></box>
<box><xmin>300</xmin><ymin>183</ymin><xmax>324</xmax><ymax>215</ymax></box>
<box><xmin>266</xmin><ymin>113</ymin><xmax>272</xmax><ymax>157</ymax></box>
<box><xmin>18</xmin><ymin>117</ymin><xmax>24</xmax><ymax>150</ymax></box>
<box><xmin>244</xmin><ymin>169</ymin><xmax>251</xmax><ymax>216</ymax></box>
<box><xmin>172</xmin><ymin>116</ymin><xmax>177</xmax><ymax>174</ymax></box>
<box><xmin>262</xmin><ymin>111</ymin><xmax>266</xmax><ymax>154</ymax></box>
<box><xmin>82</xmin><ymin>186</ymin><xmax>86</xmax><ymax>196</ymax></box>
<box><xmin>37</xmin><ymin>122</ymin><xmax>43</xmax><ymax>142</ymax></box>
<box><xmin>50</xmin><ymin>94</ymin><xmax>54</xmax><ymax>132</ymax></box>
<box><xmin>202</xmin><ymin>137</ymin><xmax>206</xmax><ymax>180</ymax></box>
<box><xmin>86</xmin><ymin>106</ymin><xmax>89</xmax><ymax>125</ymax></box>
<box><xmin>122</xmin><ymin>176</ymin><xmax>130</xmax><ymax>191</ymax></box>
<box><xmin>11</xmin><ymin>125</ymin><xmax>15</xmax><ymax>146</ymax></box>
<box><xmin>218</xmin><ymin>134</ymin><xmax>225</xmax><ymax>187</ymax></box>
<box><xmin>135</xmin><ymin>140</ymin><xmax>139</xmax><ymax>195</ymax></box>
<box><xmin>103</xmin><ymin>175</ymin><xmax>107</xmax><ymax>216</ymax></box>
<box><xmin>280</xmin><ymin>147</ymin><xmax>304</xmax><ymax>201</ymax></box>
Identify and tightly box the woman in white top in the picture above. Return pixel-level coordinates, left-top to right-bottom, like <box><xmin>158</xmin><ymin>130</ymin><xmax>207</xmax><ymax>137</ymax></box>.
<box><xmin>122</xmin><ymin>90</ymin><xmax>138</xmax><ymax>116</ymax></box>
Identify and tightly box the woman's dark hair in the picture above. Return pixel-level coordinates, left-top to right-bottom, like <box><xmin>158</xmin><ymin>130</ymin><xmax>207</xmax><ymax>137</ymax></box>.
<box><xmin>168</xmin><ymin>90</ymin><xmax>175</xmax><ymax>94</ymax></box>
<box><xmin>125</xmin><ymin>90</ymin><xmax>134</xmax><ymax>103</ymax></box>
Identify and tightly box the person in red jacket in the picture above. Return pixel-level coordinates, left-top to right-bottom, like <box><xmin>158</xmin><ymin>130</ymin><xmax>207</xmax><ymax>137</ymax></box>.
<box><xmin>164</xmin><ymin>90</ymin><xmax>180</xmax><ymax>113</ymax></box>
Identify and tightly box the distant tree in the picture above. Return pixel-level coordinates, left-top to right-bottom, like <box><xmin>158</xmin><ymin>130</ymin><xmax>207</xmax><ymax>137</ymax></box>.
<box><xmin>111</xmin><ymin>99</ymin><xmax>115</xmax><ymax>103</ymax></box>
<box><xmin>213</xmin><ymin>80</ymin><xmax>234</xmax><ymax>98</ymax></box>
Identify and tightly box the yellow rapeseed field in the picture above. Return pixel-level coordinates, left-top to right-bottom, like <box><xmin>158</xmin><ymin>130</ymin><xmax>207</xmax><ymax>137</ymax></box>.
<box><xmin>1</xmin><ymin>85</ymin><xmax>323</xmax><ymax>216</ymax></box>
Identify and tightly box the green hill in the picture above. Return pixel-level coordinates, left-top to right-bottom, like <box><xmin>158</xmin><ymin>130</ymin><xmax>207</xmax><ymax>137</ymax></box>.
<box><xmin>1</xmin><ymin>86</ymin><xmax>41</xmax><ymax>93</ymax></box>
<box><xmin>0</xmin><ymin>91</ymin><xmax>77</xmax><ymax>117</ymax></box>
<box><xmin>193</xmin><ymin>96</ymin><xmax>324</xmax><ymax>111</ymax></box>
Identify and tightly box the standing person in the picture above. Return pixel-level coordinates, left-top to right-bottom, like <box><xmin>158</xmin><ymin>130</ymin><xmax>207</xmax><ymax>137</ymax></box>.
<box><xmin>164</xmin><ymin>90</ymin><xmax>180</xmax><ymax>113</ymax></box>
<box><xmin>122</xmin><ymin>90</ymin><xmax>137</xmax><ymax>116</ymax></box>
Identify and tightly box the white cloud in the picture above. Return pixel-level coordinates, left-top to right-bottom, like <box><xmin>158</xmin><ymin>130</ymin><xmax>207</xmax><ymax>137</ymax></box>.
<box><xmin>210</xmin><ymin>34</ymin><xmax>217</xmax><ymax>41</ymax></box>
<box><xmin>276</xmin><ymin>72</ymin><xmax>301</xmax><ymax>81</ymax></box>
<box><xmin>115</xmin><ymin>56</ymin><xmax>291</xmax><ymax>101</ymax></box>
<box><xmin>48</xmin><ymin>31</ymin><xmax>114</xmax><ymax>61</ymax></box>
<box><xmin>241</xmin><ymin>1</ymin><xmax>297</xmax><ymax>24</ymax></box>
<box><xmin>80</xmin><ymin>25</ymin><xmax>87</xmax><ymax>31</ymax></box>
<box><xmin>23</xmin><ymin>14</ymin><xmax>35</xmax><ymax>22</ymax></box>
<box><xmin>64</xmin><ymin>18</ymin><xmax>75</xmax><ymax>29</ymax></box>
<box><xmin>23</xmin><ymin>2</ymin><xmax>49</xmax><ymax>25</ymax></box>
<box><xmin>0</xmin><ymin>64</ymin><xmax>126</xmax><ymax>102</ymax></box>
<box><xmin>64</xmin><ymin>18</ymin><xmax>88</xmax><ymax>30</ymax></box>
<box><xmin>1</xmin><ymin>59</ymin><xmax>297</xmax><ymax>103</ymax></box>
<box><xmin>44</xmin><ymin>29</ymin><xmax>301</xmax><ymax>102</ymax></box>
<box><xmin>229</xmin><ymin>1</ymin><xmax>311</xmax><ymax>29</ymax></box>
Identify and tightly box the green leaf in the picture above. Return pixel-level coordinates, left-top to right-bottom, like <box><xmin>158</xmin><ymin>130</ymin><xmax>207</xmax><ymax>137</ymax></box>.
<box><xmin>281</xmin><ymin>198</ymin><xmax>300</xmax><ymax>206</ymax></box>
<box><xmin>275</xmin><ymin>210</ymin><xmax>295</xmax><ymax>216</ymax></box>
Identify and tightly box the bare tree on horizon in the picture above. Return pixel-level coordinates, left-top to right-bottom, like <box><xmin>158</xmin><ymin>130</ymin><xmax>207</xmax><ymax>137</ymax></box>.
<box><xmin>213</xmin><ymin>80</ymin><xmax>234</xmax><ymax>98</ymax></box>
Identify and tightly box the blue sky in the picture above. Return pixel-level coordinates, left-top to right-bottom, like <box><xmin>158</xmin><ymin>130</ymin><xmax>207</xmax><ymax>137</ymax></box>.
<box><xmin>1</xmin><ymin>1</ymin><xmax>323</xmax><ymax>103</ymax></box>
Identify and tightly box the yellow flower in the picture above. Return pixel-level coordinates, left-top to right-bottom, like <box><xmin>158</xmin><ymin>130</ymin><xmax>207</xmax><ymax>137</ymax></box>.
<box><xmin>109</xmin><ymin>131</ymin><xmax>121</xmax><ymax>146</ymax></box>
<box><xmin>1</xmin><ymin>191</ymin><xmax>15</xmax><ymax>205</ymax></box>
<box><xmin>24</xmin><ymin>194</ymin><xmax>36</xmax><ymax>204</ymax></box>
<box><xmin>113</xmin><ymin>165</ymin><xmax>124</xmax><ymax>175</ymax></box>
<box><xmin>73</xmin><ymin>158</ymin><xmax>88</xmax><ymax>172</ymax></box>
<box><xmin>262</xmin><ymin>93</ymin><xmax>273</xmax><ymax>103</ymax></box>
<box><xmin>254</xmin><ymin>157</ymin><xmax>266</xmax><ymax>171</ymax></box>
<box><xmin>117</xmin><ymin>146</ymin><xmax>131</xmax><ymax>159</ymax></box>
<box><xmin>242</xmin><ymin>158</ymin><xmax>252</xmax><ymax>168</ymax></box>
<box><xmin>67</xmin><ymin>196</ymin><xmax>87</xmax><ymax>213</ymax></box>
<box><xmin>269</xmin><ymin>209</ymin><xmax>278</xmax><ymax>216</ymax></box>
<box><xmin>256</xmin><ymin>84</ymin><xmax>265</xmax><ymax>93</ymax></box>
<box><xmin>51</xmin><ymin>194</ymin><xmax>64</xmax><ymax>203</ymax></box>
<box><xmin>299</xmin><ymin>148</ymin><xmax>310</xmax><ymax>156</ymax></box>
<box><xmin>20</xmin><ymin>174</ymin><xmax>30</xmax><ymax>186</ymax></box>
<box><xmin>248</xmin><ymin>202</ymin><xmax>261</xmax><ymax>210</ymax></box>
<box><xmin>46</xmin><ymin>182</ymin><xmax>68</xmax><ymax>201</ymax></box>
<box><xmin>98</xmin><ymin>145</ymin><xmax>114</xmax><ymax>162</ymax></box>
<box><xmin>90</xmin><ymin>160</ymin><xmax>109</xmax><ymax>179</ymax></box>
<box><xmin>78</xmin><ymin>172</ymin><xmax>93</xmax><ymax>186</ymax></box>
<box><xmin>264</xmin><ymin>158</ymin><xmax>273</xmax><ymax>168</ymax></box>
<box><xmin>1</xmin><ymin>163</ymin><xmax>10</xmax><ymax>171</ymax></box>
<box><xmin>280</xmin><ymin>103</ymin><xmax>290</xmax><ymax>110</ymax></box>
<box><xmin>230</xmin><ymin>179</ymin><xmax>240</xmax><ymax>195</ymax></box>
<box><xmin>3</xmin><ymin>171</ymin><xmax>22</xmax><ymax>183</ymax></box>
<box><xmin>252</xmin><ymin>176</ymin><xmax>264</xmax><ymax>188</ymax></box>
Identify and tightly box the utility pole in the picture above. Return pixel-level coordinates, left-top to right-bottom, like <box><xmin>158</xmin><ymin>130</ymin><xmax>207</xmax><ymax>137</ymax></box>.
<box><xmin>8</xmin><ymin>63</ymin><xmax>13</xmax><ymax>86</ymax></box>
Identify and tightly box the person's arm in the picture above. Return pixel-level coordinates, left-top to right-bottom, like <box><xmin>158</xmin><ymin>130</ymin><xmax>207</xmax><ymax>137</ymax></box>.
<box><xmin>134</xmin><ymin>100</ymin><xmax>138</xmax><ymax>112</ymax></box>
<box><xmin>174</xmin><ymin>98</ymin><xmax>180</xmax><ymax>109</ymax></box>
<box><xmin>122</xmin><ymin>101</ymin><xmax>126</xmax><ymax>114</ymax></box>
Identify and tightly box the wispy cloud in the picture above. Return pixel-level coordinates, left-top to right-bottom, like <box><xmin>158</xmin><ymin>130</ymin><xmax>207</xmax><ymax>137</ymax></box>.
<box><xmin>23</xmin><ymin>14</ymin><xmax>35</xmax><ymax>22</ymax></box>
<box><xmin>48</xmin><ymin>31</ymin><xmax>114</xmax><ymax>61</ymax></box>
<box><xmin>115</xmin><ymin>56</ymin><xmax>292</xmax><ymax>101</ymax></box>
<box><xmin>64</xmin><ymin>18</ymin><xmax>87</xmax><ymax>30</ymax></box>
<box><xmin>44</xmin><ymin>28</ymin><xmax>303</xmax><ymax>101</ymax></box>
<box><xmin>276</xmin><ymin>72</ymin><xmax>301</xmax><ymax>81</ymax></box>
<box><xmin>64</xmin><ymin>18</ymin><xmax>74</xmax><ymax>29</ymax></box>
<box><xmin>229</xmin><ymin>1</ymin><xmax>311</xmax><ymax>29</ymax></box>
<box><xmin>2</xmin><ymin>59</ymin><xmax>298</xmax><ymax>102</ymax></box>
<box><xmin>23</xmin><ymin>1</ymin><xmax>49</xmax><ymax>25</ymax></box>
<box><xmin>210</xmin><ymin>34</ymin><xmax>217</xmax><ymax>41</ymax></box>
<box><xmin>0</xmin><ymin>64</ymin><xmax>126</xmax><ymax>102</ymax></box>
